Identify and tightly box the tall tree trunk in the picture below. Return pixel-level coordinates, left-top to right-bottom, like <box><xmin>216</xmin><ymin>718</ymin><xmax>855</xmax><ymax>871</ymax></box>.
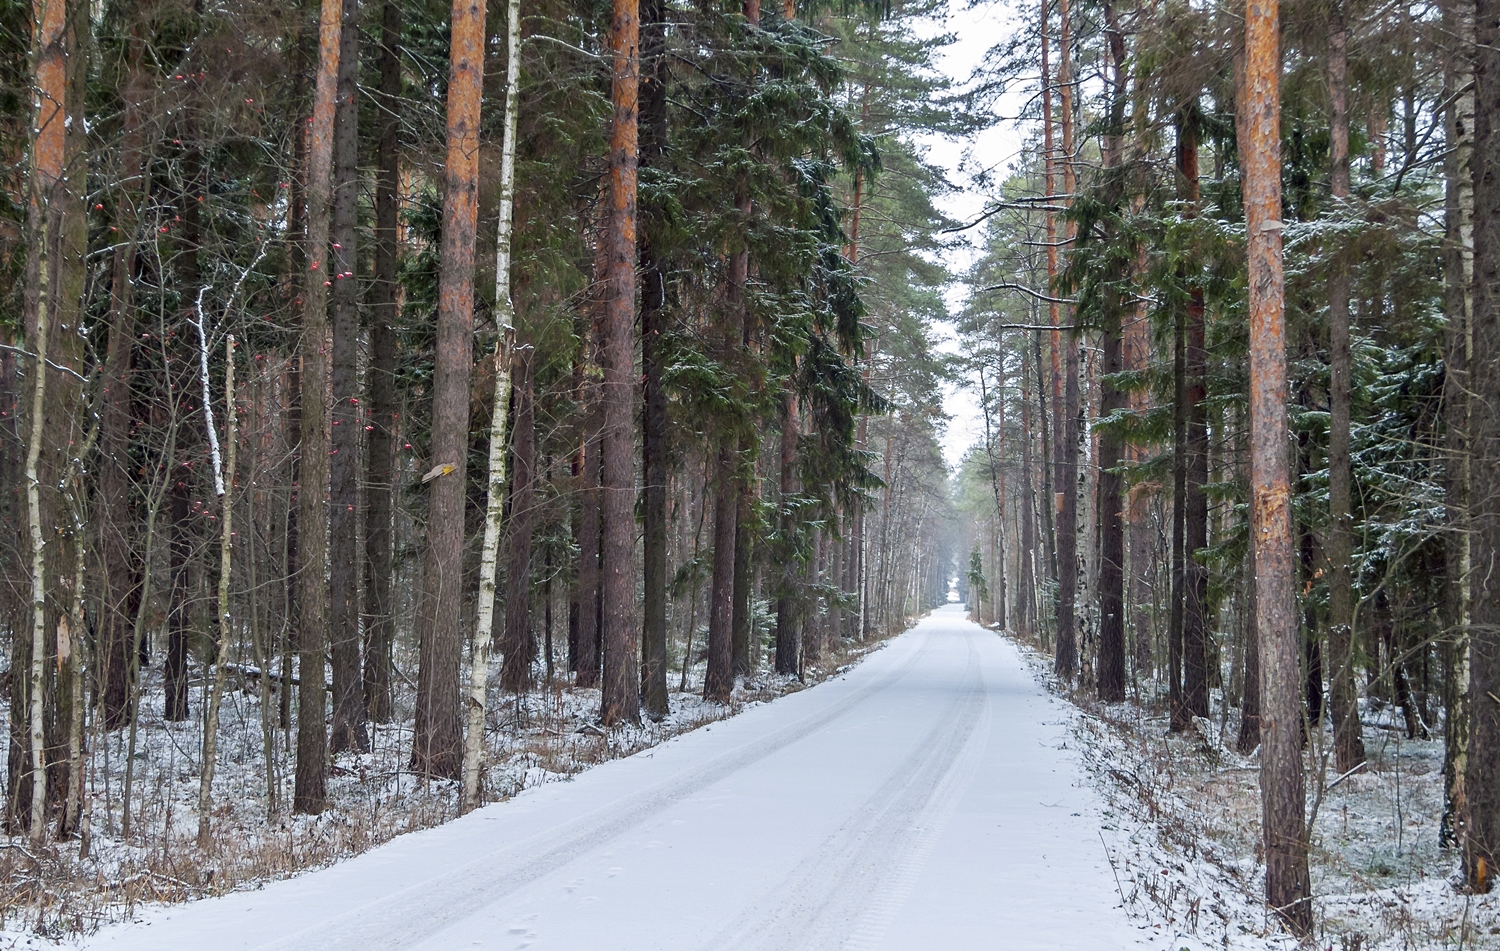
<box><xmin>198</xmin><ymin>337</ymin><xmax>237</xmax><ymax>847</ymax></box>
<box><xmin>412</xmin><ymin>0</ymin><xmax>485</xmax><ymax>780</ymax></box>
<box><xmin>1466</xmin><ymin>0</ymin><xmax>1500</xmax><ymax>893</ymax></box>
<box><xmin>1440</xmin><ymin>0</ymin><xmax>1474</xmax><ymax>848</ymax></box>
<box><xmin>363</xmin><ymin>0</ymin><xmax>402</xmax><ymax>724</ymax></box>
<box><xmin>639</xmin><ymin>0</ymin><xmax>671</xmax><ymax>718</ymax></box>
<box><xmin>731</xmin><ymin>472</ymin><xmax>754</xmax><ymax>675</ymax></box>
<box><xmin>1236</xmin><ymin>537</ymin><xmax>1262</xmax><ymax>753</ymax></box>
<box><xmin>474</xmin><ymin>1</ymin><xmax>524</xmax><ymax>825</ymax></box>
<box><xmin>978</xmin><ymin>365</ymin><xmax>1007</xmax><ymax>630</ymax></box>
<box><xmin>459</xmin><ymin>290</ymin><xmax>512</xmax><ymax>811</ymax></box>
<box><xmin>501</xmin><ymin>347</ymin><xmax>536</xmax><ymax>692</ymax></box>
<box><xmin>1053</xmin><ymin>0</ymin><xmax>1079</xmax><ymax>679</ymax></box>
<box><xmin>599</xmin><ymin>0</ymin><xmax>640</xmax><ymax>725</ymax></box>
<box><xmin>1325</xmin><ymin>0</ymin><xmax>1365</xmax><ymax>775</ymax></box>
<box><xmin>775</xmin><ymin>395</ymin><xmax>799</xmax><ymax>674</ymax></box>
<box><xmin>575</xmin><ymin>384</ymin><xmax>603</xmax><ymax>688</ymax></box>
<box><xmin>1125</xmin><ymin>203</ymin><xmax>1153</xmax><ymax>677</ymax></box>
<box><xmin>98</xmin><ymin>18</ymin><xmax>150</xmax><ymax>730</ymax></box>
<box><xmin>166</xmin><ymin>130</ymin><xmax>206</xmax><ymax>727</ymax></box>
<box><xmin>295</xmin><ymin>0</ymin><xmax>342</xmax><ymax>811</ymax></box>
<box><xmin>1181</xmin><ymin>111</ymin><xmax>1210</xmax><ymax>722</ymax></box>
<box><xmin>1034</xmin><ymin>332</ymin><xmax>1056</xmax><ymax>597</ymax></box>
<box><xmin>17</xmin><ymin>0</ymin><xmax>73</xmax><ymax>840</ymax></box>
<box><xmin>1097</xmin><ymin>308</ymin><xmax>1126</xmax><ymax>701</ymax></box>
<box><xmin>1018</xmin><ymin>344</ymin><xmax>1038</xmax><ymax>639</ymax></box>
<box><xmin>1244</xmin><ymin>0</ymin><xmax>1312</xmax><ymax>927</ymax></box>
<box><xmin>1096</xmin><ymin>4</ymin><xmax>1127</xmax><ymax>702</ymax></box>
<box><xmin>705</xmin><ymin>453</ymin><xmax>738</xmax><ymax>701</ymax></box>
<box><xmin>1169</xmin><ymin>278</ymin><xmax>1187</xmax><ymax>730</ymax></box>
<box><xmin>328</xmin><ymin>0</ymin><xmax>368</xmax><ymax>757</ymax></box>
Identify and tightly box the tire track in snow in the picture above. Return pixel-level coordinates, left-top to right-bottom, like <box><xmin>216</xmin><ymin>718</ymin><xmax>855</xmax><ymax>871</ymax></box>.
<box><xmin>708</xmin><ymin>626</ymin><xmax>987</xmax><ymax>951</ymax></box>
<box><xmin>242</xmin><ymin>630</ymin><xmax>943</xmax><ymax>951</ymax></box>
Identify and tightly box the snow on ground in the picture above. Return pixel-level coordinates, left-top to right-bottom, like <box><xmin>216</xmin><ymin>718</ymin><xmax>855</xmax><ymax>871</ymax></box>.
<box><xmin>15</xmin><ymin>605</ymin><xmax>1213</xmax><ymax>950</ymax></box>
<box><xmin>1003</xmin><ymin>635</ymin><xmax>1500</xmax><ymax>950</ymax></box>
<box><xmin>0</xmin><ymin>634</ymin><xmax>882</xmax><ymax>944</ymax></box>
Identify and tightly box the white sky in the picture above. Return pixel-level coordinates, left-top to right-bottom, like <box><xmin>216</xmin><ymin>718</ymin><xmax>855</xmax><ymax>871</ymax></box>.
<box><xmin>910</xmin><ymin>0</ymin><xmax>1029</xmax><ymax>468</ymax></box>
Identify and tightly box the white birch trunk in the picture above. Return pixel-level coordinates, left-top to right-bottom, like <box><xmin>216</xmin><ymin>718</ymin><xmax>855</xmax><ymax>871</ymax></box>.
<box><xmin>198</xmin><ymin>334</ymin><xmax>237</xmax><ymax>847</ymax></box>
<box><xmin>24</xmin><ymin>202</ymin><xmax>51</xmax><ymax>850</ymax></box>
<box><xmin>462</xmin><ymin>0</ymin><xmax>522</xmax><ymax>813</ymax></box>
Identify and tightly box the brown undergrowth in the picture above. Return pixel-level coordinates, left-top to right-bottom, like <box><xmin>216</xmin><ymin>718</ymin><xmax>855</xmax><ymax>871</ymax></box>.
<box><xmin>997</xmin><ymin>626</ymin><xmax>1498</xmax><ymax>950</ymax></box>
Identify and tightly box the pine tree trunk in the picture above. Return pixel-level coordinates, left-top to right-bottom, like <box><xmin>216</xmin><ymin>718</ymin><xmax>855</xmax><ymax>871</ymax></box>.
<box><xmin>1033</xmin><ymin>333</ymin><xmax>1056</xmax><ymax>599</ymax></box>
<box><xmin>501</xmin><ymin>348</ymin><xmax>536</xmax><ymax>693</ymax></box>
<box><xmin>1466</xmin><ymin>0</ymin><xmax>1500</xmax><ymax>892</ymax></box>
<box><xmin>1019</xmin><ymin>344</ymin><xmax>1038</xmax><ymax>639</ymax></box>
<box><xmin>1244</xmin><ymin>0</ymin><xmax>1312</xmax><ymax>926</ymax></box>
<box><xmin>995</xmin><ymin>374</ymin><xmax>1008</xmax><ymax>632</ymax></box>
<box><xmin>705</xmin><ymin>454</ymin><xmax>738</xmax><ymax>701</ymax></box>
<box><xmin>731</xmin><ymin>470</ymin><xmax>754</xmax><ymax>676</ymax></box>
<box><xmin>1177</xmin><ymin>111</ymin><xmax>1210</xmax><ymax>722</ymax></box>
<box><xmin>166</xmin><ymin>131</ymin><xmax>205</xmax><ymax>726</ymax></box>
<box><xmin>98</xmin><ymin>22</ymin><xmax>149</xmax><ymax>731</ymax></box>
<box><xmin>295</xmin><ymin>0</ymin><xmax>342</xmax><ymax>810</ymax></box>
<box><xmin>775</xmin><ymin>395</ymin><xmax>800</xmax><ymax>675</ymax></box>
<box><xmin>1236</xmin><ymin>538</ymin><xmax>1262</xmax><ymax>753</ymax></box>
<box><xmin>1325</xmin><ymin>0</ymin><xmax>1365</xmax><ymax>775</ymax></box>
<box><xmin>1053</xmin><ymin>0</ymin><xmax>1079</xmax><ymax>680</ymax></box>
<box><xmin>1125</xmin><ymin>200</ymin><xmax>1153</xmax><ymax>678</ymax></box>
<box><xmin>576</xmin><ymin>399</ymin><xmax>603</xmax><ymax>687</ymax></box>
<box><xmin>328</xmin><ymin>0</ymin><xmax>369</xmax><ymax>757</ymax></box>
<box><xmin>363</xmin><ymin>0</ymin><xmax>402</xmax><ymax>725</ymax></box>
<box><xmin>1095</xmin><ymin>8</ymin><xmax>1127</xmax><ymax>701</ymax></box>
<box><xmin>599</xmin><ymin>0</ymin><xmax>641</xmax><ymax>725</ymax></box>
<box><xmin>639</xmin><ymin>0</ymin><xmax>671</xmax><ymax>719</ymax></box>
<box><xmin>1097</xmin><ymin>305</ymin><xmax>1126</xmax><ymax>702</ymax></box>
<box><xmin>412</xmin><ymin>0</ymin><xmax>485</xmax><ymax>780</ymax></box>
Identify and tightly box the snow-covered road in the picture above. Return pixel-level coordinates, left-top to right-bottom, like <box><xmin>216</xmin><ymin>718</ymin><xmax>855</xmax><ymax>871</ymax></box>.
<box><xmin>85</xmin><ymin>606</ymin><xmax>1157</xmax><ymax>950</ymax></box>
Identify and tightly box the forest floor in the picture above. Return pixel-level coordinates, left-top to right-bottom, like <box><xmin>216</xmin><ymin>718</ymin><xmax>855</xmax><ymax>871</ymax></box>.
<box><xmin>1005</xmin><ymin>635</ymin><xmax>1500</xmax><ymax>950</ymax></box>
<box><xmin>0</xmin><ymin>629</ymin><xmax>888</xmax><ymax>944</ymax></box>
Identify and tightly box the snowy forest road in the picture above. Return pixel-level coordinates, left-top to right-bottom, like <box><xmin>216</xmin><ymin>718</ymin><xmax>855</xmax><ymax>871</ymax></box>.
<box><xmin>85</xmin><ymin>606</ymin><xmax>1154</xmax><ymax>950</ymax></box>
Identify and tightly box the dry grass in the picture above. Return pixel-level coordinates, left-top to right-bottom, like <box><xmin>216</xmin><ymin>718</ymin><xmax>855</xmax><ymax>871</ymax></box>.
<box><xmin>999</xmin><ymin>632</ymin><xmax>1500</xmax><ymax>950</ymax></box>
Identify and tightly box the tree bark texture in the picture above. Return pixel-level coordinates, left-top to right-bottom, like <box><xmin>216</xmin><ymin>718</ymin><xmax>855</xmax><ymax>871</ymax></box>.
<box><xmin>1440</xmin><ymin>0</ymin><xmax>1475</xmax><ymax>849</ymax></box>
<box><xmin>1326</xmin><ymin>8</ymin><xmax>1365</xmax><ymax>773</ymax></box>
<box><xmin>328</xmin><ymin>0</ymin><xmax>368</xmax><ymax>757</ymax></box>
<box><xmin>295</xmin><ymin>0</ymin><xmax>341</xmax><ymax>811</ymax></box>
<box><xmin>600</xmin><ymin>0</ymin><xmax>641</xmax><ymax>725</ymax></box>
<box><xmin>1180</xmin><ymin>114</ymin><xmax>1210</xmax><ymax>723</ymax></box>
<box><xmin>1052</xmin><ymin>0</ymin><xmax>1080</xmax><ymax>681</ymax></box>
<box><xmin>98</xmin><ymin>23</ymin><xmax>149</xmax><ymax>730</ymax></box>
<box><xmin>776</xmin><ymin>396</ymin><xmax>800</xmax><ymax>675</ymax></box>
<box><xmin>363</xmin><ymin>0</ymin><xmax>402</xmax><ymax>724</ymax></box>
<box><xmin>502</xmin><ymin>347</ymin><xmax>536</xmax><ymax>693</ymax></box>
<box><xmin>639</xmin><ymin>0</ymin><xmax>671</xmax><ymax>719</ymax></box>
<box><xmin>705</xmin><ymin>454</ymin><xmax>738</xmax><ymax>701</ymax></box>
<box><xmin>1244</xmin><ymin>0</ymin><xmax>1312</xmax><ymax>927</ymax></box>
<box><xmin>1097</xmin><ymin>305</ymin><xmax>1126</xmax><ymax>702</ymax></box>
<box><xmin>731</xmin><ymin>471</ymin><xmax>755</xmax><ymax>676</ymax></box>
<box><xmin>412</xmin><ymin>0</ymin><xmax>485</xmax><ymax>780</ymax></box>
<box><xmin>1466</xmin><ymin>0</ymin><xmax>1500</xmax><ymax>894</ymax></box>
